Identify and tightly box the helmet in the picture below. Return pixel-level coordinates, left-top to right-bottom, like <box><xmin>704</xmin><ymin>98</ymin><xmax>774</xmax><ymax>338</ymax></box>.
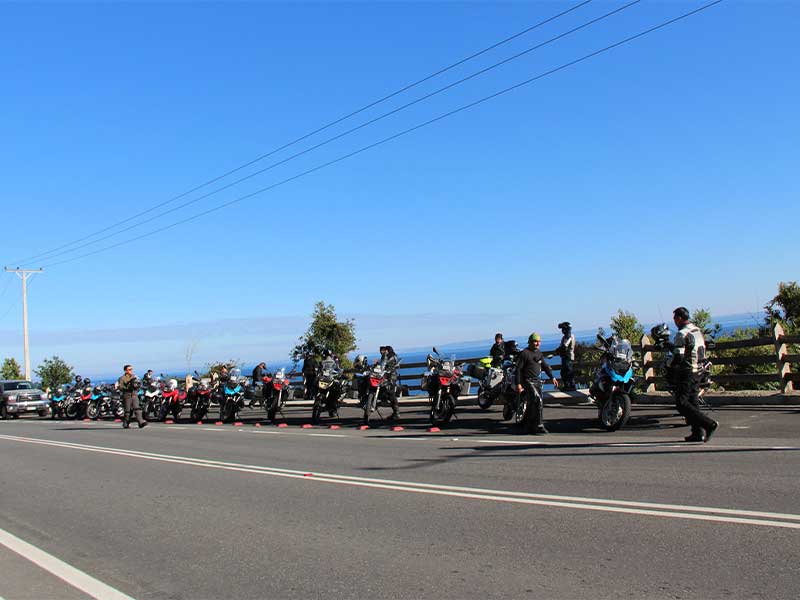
<box><xmin>650</xmin><ymin>323</ymin><xmax>671</xmax><ymax>345</ymax></box>
<box><xmin>528</xmin><ymin>333</ymin><xmax>541</xmax><ymax>345</ymax></box>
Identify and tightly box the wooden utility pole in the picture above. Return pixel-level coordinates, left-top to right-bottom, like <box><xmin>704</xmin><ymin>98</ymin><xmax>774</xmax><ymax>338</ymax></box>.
<box><xmin>4</xmin><ymin>267</ymin><xmax>43</xmax><ymax>380</ymax></box>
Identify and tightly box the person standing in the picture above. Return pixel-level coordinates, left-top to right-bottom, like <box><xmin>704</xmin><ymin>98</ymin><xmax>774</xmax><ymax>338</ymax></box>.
<box><xmin>118</xmin><ymin>364</ymin><xmax>147</xmax><ymax>429</ymax></box>
<box><xmin>667</xmin><ymin>307</ymin><xmax>718</xmax><ymax>442</ymax></box>
<box><xmin>489</xmin><ymin>333</ymin><xmax>505</xmax><ymax>367</ymax></box>
<box><xmin>252</xmin><ymin>362</ymin><xmax>266</xmax><ymax>386</ymax></box>
<box><xmin>380</xmin><ymin>346</ymin><xmax>400</xmax><ymax>421</ymax></box>
<box><xmin>515</xmin><ymin>333</ymin><xmax>559</xmax><ymax>434</ymax></box>
<box><xmin>555</xmin><ymin>322</ymin><xmax>577</xmax><ymax>391</ymax></box>
<box><xmin>302</xmin><ymin>353</ymin><xmax>320</xmax><ymax>400</ymax></box>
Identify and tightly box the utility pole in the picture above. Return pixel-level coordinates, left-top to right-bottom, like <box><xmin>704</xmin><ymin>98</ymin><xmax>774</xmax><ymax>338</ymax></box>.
<box><xmin>4</xmin><ymin>267</ymin><xmax>43</xmax><ymax>380</ymax></box>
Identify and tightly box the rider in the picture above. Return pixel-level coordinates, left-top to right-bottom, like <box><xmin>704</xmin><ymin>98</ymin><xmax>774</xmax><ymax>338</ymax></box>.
<box><xmin>665</xmin><ymin>307</ymin><xmax>719</xmax><ymax>443</ymax></box>
<box><xmin>380</xmin><ymin>346</ymin><xmax>400</xmax><ymax>421</ymax></box>
<box><xmin>489</xmin><ymin>333</ymin><xmax>505</xmax><ymax>367</ymax></box>
<box><xmin>319</xmin><ymin>350</ymin><xmax>341</xmax><ymax>417</ymax></box>
<box><xmin>515</xmin><ymin>333</ymin><xmax>559</xmax><ymax>434</ymax></box>
<box><xmin>302</xmin><ymin>352</ymin><xmax>320</xmax><ymax>400</ymax></box>
<box><xmin>554</xmin><ymin>322</ymin><xmax>577</xmax><ymax>391</ymax></box>
<box><xmin>215</xmin><ymin>366</ymin><xmax>230</xmax><ymax>421</ymax></box>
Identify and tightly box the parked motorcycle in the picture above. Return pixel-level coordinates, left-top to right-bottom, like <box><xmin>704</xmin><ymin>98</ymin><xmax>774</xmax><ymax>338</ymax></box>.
<box><xmin>48</xmin><ymin>386</ymin><xmax>67</xmax><ymax>419</ymax></box>
<box><xmin>312</xmin><ymin>359</ymin><xmax>345</xmax><ymax>424</ymax></box>
<box><xmin>503</xmin><ymin>377</ymin><xmax>545</xmax><ymax>434</ymax></box>
<box><xmin>265</xmin><ymin>368</ymin><xmax>291</xmax><ymax>422</ymax></box>
<box><xmin>142</xmin><ymin>377</ymin><xmax>164</xmax><ymax>421</ymax></box>
<box><xmin>221</xmin><ymin>369</ymin><xmax>246</xmax><ymax>423</ymax></box>
<box><xmin>86</xmin><ymin>385</ymin><xmax>124</xmax><ymax>420</ymax></box>
<box><xmin>589</xmin><ymin>335</ymin><xmax>636</xmax><ymax>431</ymax></box>
<box><xmin>360</xmin><ymin>359</ymin><xmax>401</xmax><ymax>424</ymax></box>
<box><xmin>63</xmin><ymin>386</ymin><xmax>84</xmax><ymax>419</ymax></box>
<box><xmin>422</xmin><ymin>348</ymin><xmax>463</xmax><ymax>426</ymax></box>
<box><xmin>188</xmin><ymin>374</ymin><xmax>213</xmax><ymax>422</ymax></box>
<box><xmin>159</xmin><ymin>378</ymin><xmax>185</xmax><ymax>421</ymax></box>
<box><xmin>472</xmin><ymin>340</ymin><xmax>520</xmax><ymax>410</ymax></box>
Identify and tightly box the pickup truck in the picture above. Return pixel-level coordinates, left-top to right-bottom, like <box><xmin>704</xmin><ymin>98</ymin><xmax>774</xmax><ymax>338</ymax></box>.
<box><xmin>0</xmin><ymin>380</ymin><xmax>50</xmax><ymax>419</ymax></box>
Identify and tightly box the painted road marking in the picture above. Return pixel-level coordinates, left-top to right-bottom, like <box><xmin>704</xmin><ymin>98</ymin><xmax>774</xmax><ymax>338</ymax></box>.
<box><xmin>2</xmin><ymin>433</ymin><xmax>800</xmax><ymax>530</ymax></box>
<box><xmin>0</xmin><ymin>526</ymin><xmax>134</xmax><ymax>600</ymax></box>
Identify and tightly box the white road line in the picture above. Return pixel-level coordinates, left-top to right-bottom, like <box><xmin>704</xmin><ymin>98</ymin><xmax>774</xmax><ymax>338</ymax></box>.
<box><xmin>2</xmin><ymin>433</ymin><xmax>800</xmax><ymax>530</ymax></box>
<box><xmin>308</xmin><ymin>433</ymin><xmax>349</xmax><ymax>438</ymax></box>
<box><xmin>0</xmin><ymin>526</ymin><xmax>134</xmax><ymax>600</ymax></box>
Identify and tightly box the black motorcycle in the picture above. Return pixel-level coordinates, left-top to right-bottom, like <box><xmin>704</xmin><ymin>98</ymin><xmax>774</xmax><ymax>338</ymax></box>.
<box><xmin>360</xmin><ymin>359</ymin><xmax>401</xmax><ymax>424</ymax></box>
<box><xmin>503</xmin><ymin>377</ymin><xmax>545</xmax><ymax>434</ymax></box>
<box><xmin>312</xmin><ymin>359</ymin><xmax>345</xmax><ymax>424</ymax></box>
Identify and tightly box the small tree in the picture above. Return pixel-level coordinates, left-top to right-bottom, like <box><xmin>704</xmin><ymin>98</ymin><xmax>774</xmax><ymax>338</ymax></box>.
<box><xmin>1</xmin><ymin>358</ymin><xmax>22</xmax><ymax>380</ymax></box>
<box><xmin>765</xmin><ymin>281</ymin><xmax>800</xmax><ymax>333</ymax></box>
<box><xmin>609</xmin><ymin>309</ymin><xmax>644</xmax><ymax>344</ymax></box>
<box><xmin>292</xmin><ymin>301</ymin><xmax>357</xmax><ymax>369</ymax></box>
<box><xmin>34</xmin><ymin>356</ymin><xmax>74</xmax><ymax>391</ymax></box>
<box><xmin>203</xmin><ymin>360</ymin><xmax>240</xmax><ymax>379</ymax></box>
<box><xmin>691</xmin><ymin>307</ymin><xmax>722</xmax><ymax>339</ymax></box>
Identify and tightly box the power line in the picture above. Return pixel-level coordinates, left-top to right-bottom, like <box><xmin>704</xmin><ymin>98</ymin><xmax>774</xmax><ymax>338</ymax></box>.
<box><xmin>28</xmin><ymin>0</ymin><xmax>641</xmax><ymax>264</ymax></box>
<box><xmin>11</xmin><ymin>0</ymin><xmax>596</xmax><ymax>266</ymax></box>
<box><xmin>41</xmin><ymin>0</ymin><xmax>724</xmax><ymax>269</ymax></box>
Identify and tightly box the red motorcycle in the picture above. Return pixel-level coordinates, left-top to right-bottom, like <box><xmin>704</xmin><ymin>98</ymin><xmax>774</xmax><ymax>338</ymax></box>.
<box><xmin>423</xmin><ymin>348</ymin><xmax>463</xmax><ymax>426</ymax></box>
<box><xmin>266</xmin><ymin>368</ymin><xmax>291</xmax><ymax>422</ymax></box>
<box><xmin>159</xmin><ymin>378</ymin><xmax>186</xmax><ymax>422</ymax></box>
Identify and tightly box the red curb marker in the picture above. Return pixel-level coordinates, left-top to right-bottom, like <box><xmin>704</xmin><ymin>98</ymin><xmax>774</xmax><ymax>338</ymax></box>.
<box><xmin>391</xmin><ymin>426</ymin><xmax>404</xmax><ymax>432</ymax></box>
<box><xmin>277</xmin><ymin>423</ymin><xmax>288</xmax><ymax>428</ymax></box>
<box><xmin>304</xmin><ymin>473</ymin><xmax>314</xmax><ymax>477</ymax></box>
<box><xmin>301</xmin><ymin>424</ymin><xmax>313</xmax><ymax>429</ymax></box>
<box><xmin>165</xmin><ymin>419</ymin><xmax>174</xmax><ymax>424</ymax></box>
<box><xmin>428</xmin><ymin>427</ymin><xmax>441</xmax><ymax>433</ymax></box>
<box><xmin>254</xmin><ymin>422</ymin><xmax>262</xmax><ymax>427</ymax></box>
<box><xmin>83</xmin><ymin>418</ymin><xmax>91</xmax><ymax>422</ymax></box>
<box><xmin>215</xmin><ymin>421</ymin><xmax>224</xmax><ymax>426</ymax></box>
<box><xmin>196</xmin><ymin>421</ymin><xmax>204</xmax><ymax>425</ymax></box>
<box><xmin>114</xmin><ymin>419</ymin><xmax>121</xmax><ymax>423</ymax></box>
<box><xmin>358</xmin><ymin>425</ymin><xmax>369</xmax><ymax>430</ymax></box>
<box><xmin>234</xmin><ymin>422</ymin><xmax>244</xmax><ymax>426</ymax></box>
<box><xmin>329</xmin><ymin>425</ymin><xmax>340</xmax><ymax>430</ymax></box>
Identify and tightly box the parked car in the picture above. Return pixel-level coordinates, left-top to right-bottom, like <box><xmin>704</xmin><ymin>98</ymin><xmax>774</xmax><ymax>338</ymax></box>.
<box><xmin>0</xmin><ymin>380</ymin><xmax>51</xmax><ymax>419</ymax></box>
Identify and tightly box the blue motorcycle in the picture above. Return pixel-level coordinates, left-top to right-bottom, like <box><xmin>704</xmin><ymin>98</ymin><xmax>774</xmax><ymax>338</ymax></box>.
<box><xmin>222</xmin><ymin>369</ymin><xmax>246</xmax><ymax>423</ymax></box>
<box><xmin>589</xmin><ymin>335</ymin><xmax>635</xmax><ymax>431</ymax></box>
<box><xmin>50</xmin><ymin>387</ymin><xmax>67</xmax><ymax>419</ymax></box>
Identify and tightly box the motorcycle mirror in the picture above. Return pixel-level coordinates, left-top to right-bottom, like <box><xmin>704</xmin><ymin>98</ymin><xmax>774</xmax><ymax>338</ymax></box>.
<box><xmin>432</xmin><ymin>347</ymin><xmax>439</xmax><ymax>355</ymax></box>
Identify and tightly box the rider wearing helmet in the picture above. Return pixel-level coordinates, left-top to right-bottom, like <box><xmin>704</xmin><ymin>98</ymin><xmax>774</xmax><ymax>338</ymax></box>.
<box><xmin>515</xmin><ymin>333</ymin><xmax>559</xmax><ymax>434</ymax></box>
<box><xmin>380</xmin><ymin>346</ymin><xmax>400</xmax><ymax>421</ymax></box>
<box><xmin>489</xmin><ymin>333</ymin><xmax>505</xmax><ymax>367</ymax></box>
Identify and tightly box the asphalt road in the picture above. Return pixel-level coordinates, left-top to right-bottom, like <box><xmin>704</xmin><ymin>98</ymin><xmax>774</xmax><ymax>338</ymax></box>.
<box><xmin>1</xmin><ymin>403</ymin><xmax>799</xmax><ymax>600</ymax></box>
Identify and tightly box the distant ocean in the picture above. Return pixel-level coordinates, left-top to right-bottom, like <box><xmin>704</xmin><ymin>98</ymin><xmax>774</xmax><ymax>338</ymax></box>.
<box><xmin>90</xmin><ymin>313</ymin><xmax>763</xmax><ymax>383</ymax></box>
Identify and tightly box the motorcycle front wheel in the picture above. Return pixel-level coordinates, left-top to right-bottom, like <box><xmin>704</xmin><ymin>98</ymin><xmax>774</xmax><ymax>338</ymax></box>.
<box><xmin>311</xmin><ymin>396</ymin><xmax>323</xmax><ymax>424</ymax></box>
<box><xmin>599</xmin><ymin>392</ymin><xmax>631</xmax><ymax>431</ymax></box>
<box><xmin>87</xmin><ymin>403</ymin><xmax>99</xmax><ymax>420</ymax></box>
<box><xmin>476</xmin><ymin>385</ymin><xmax>494</xmax><ymax>410</ymax></box>
<box><xmin>430</xmin><ymin>395</ymin><xmax>454</xmax><ymax>425</ymax></box>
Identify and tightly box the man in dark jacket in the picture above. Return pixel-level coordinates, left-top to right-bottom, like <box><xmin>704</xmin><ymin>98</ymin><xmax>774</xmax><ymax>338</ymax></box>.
<box><xmin>515</xmin><ymin>333</ymin><xmax>559</xmax><ymax>434</ymax></box>
<box><xmin>489</xmin><ymin>333</ymin><xmax>505</xmax><ymax>367</ymax></box>
<box><xmin>302</xmin><ymin>353</ymin><xmax>320</xmax><ymax>400</ymax></box>
<box><xmin>118</xmin><ymin>364</ymin><xmax>147</xmax><ymax>429</ymax></box>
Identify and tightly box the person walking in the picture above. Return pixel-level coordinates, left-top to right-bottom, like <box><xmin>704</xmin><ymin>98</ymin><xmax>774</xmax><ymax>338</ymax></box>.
<box><xmin>516</xmin><ymin>333</ymin><xmax>559</xmax><ymax>434</ymax></box>
<box><xmin>118</xmin><ymin>364</ymin><xmax>147</xmax><ymax>429</ymax></box>
<box><xmin>555</xmin><ymin>322</ymin><xmax>577</xmax><ymax>391</ymax></box>
<box><xmin>667</xmin><ymin>307</ymin><xmax>718</xmax><ymax>442</ymax></box>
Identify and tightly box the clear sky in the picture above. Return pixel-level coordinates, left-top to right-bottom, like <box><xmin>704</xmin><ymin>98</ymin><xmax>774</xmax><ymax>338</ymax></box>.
<box><xmin>1</xmin><ymin>0</ymin><xmax>797</xmax><ymax>377</ymax></box>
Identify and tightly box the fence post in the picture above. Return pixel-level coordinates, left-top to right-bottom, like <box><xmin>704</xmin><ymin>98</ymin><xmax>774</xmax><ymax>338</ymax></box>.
<box><xmin>641</xmin><ymin>334</ymin><xmax>656</xmax><ymax>392</ymax></box>
<box><xmin>774</xmin><ymin>323</ymin><xmax>794</xmax><ymax>394</ymax></box>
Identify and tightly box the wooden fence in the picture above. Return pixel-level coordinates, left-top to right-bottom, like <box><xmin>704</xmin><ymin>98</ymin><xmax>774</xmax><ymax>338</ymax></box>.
<box><xmin>278</xmin><ymin>324</ymin><xmax>797</xmax><ymax>397</ymax></box>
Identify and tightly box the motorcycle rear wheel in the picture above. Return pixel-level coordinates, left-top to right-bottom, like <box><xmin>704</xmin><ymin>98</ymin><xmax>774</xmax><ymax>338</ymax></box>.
<box><xmin>87</xmin><ymin>403</ymin><xmax>99</xmax><ymax>420</ymax></box>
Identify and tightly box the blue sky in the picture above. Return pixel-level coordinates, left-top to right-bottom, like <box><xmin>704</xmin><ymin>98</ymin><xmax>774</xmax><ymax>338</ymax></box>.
<box><xmin>1</xmin><ymin>1</ymin><xmax>797</xmax><ymax>376</ymax></box>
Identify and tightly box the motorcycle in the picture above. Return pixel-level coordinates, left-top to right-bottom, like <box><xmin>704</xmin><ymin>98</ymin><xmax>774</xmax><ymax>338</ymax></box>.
<box><xmin>49</xmin><ymin>387</ymin><xmax>67</xmax><ymax>419</ymax></box>
<box><xmin>312</xmin><ymin>359</ymin><xmax>345</xmax><ymax>424</ymax></box>
<box><xmin>422</xmin><ymin>348</ymin><xmax>463</xmax><ymax>426</ymax></box>
<box><xmin>142</xmin><ymin>377</ymin><xmax>164</xmax><ymax>421</ymax></box>
<box><xmin>63</xmin><ymin>386</ymin><xmax>85</xmax><ymax>419</ymax></box>
<box><xmin>265</xmin><ymin>368</ymin><xmax>291</xmax><ymax>422</ymax></box>
<box><xmin>86</xmin><ymin>385</ymin><xmax>125</xmax><ymax>420</ymax></box>
<box><xmin>159</xmin><ymin>378</ymin><xmax>186</xmax><ymax>421</ymax></box>
<box><xmin>188</xmin><ymin>374</ymin><xmax>213</xmax><ymax>421</ymax></box>
<box><xmin>221</xmin><ymin>369</ymin><xmax>246</xmax><ymax>423</ymax></box>
<box><xmin>360</xmin><ymin>359</ymin><xmax>401</xmax><ymax>424</ymax></box>
<box><xmin>589</xmin><ymin>335</ymin><xmax>636</xmax><ymax>431</ymax></box>
<box><xmin>472</xmin><ymin>340</ymin><xmax>520</xmax><ymax>410</ymax></box>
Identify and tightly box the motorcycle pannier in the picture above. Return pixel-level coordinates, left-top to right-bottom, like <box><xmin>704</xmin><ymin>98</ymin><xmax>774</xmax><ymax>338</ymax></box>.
<box><xmin>467</xmin><ymin>363</ymin><xmax>486</xmax><ymax>380</ymax></box>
